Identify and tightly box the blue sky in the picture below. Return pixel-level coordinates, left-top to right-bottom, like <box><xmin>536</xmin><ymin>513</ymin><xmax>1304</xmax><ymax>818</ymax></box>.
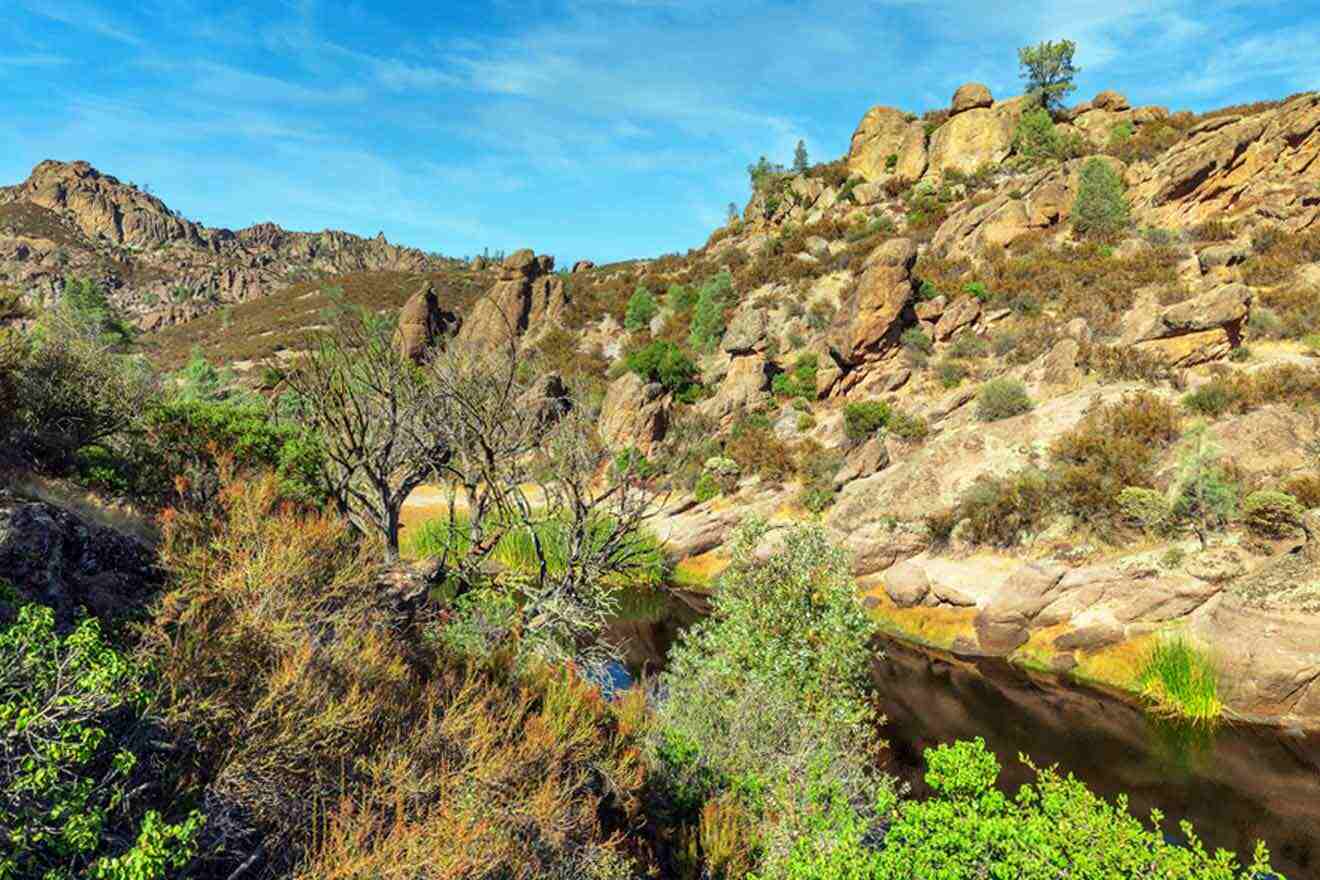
<box><xmin>1</xmin><ymin>1</ymin><xmax>1316</xmax><ymax>265</ymax></box>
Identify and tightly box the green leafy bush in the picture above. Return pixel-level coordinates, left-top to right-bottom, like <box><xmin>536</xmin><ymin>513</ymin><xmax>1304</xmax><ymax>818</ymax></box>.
<box><xmin>689</xmin><ymin>272</ymin><xmax>733</xmax><ymax>351</ymax></box>
<box><xmin>1</xmin><ymin>604</ymin><xmax>201</xmax><ymax>880</ymax></box>
<box><xmin>772</xmin><ymin>354</ymin><xmax>819</xmax><ymax>400</ymax></box>
<box><xmin>1117</xmin><ymin>486</ymin><xmax>1170</xmax><ymax>532</ymax></box>
<box><xmin>887</xmin><ymin>409</ymin><xmax>929</xmax><ymax>442</ymax></box>
<box><xmin>693</xmin><ymin>472</ymin><xmax>720</xmax><ymax>503</ymax></box>
<box><xmin>624</xmin><ymin>340</ymin><xmax>699</xmax><ymax>396</ymax></box>
<box><xmin>936</xmin><ymin>359</ymin><xmax>968</xmax><ymax>388</ymax></box>
<box><xmin>1242</xmin><ymin>490</ymin><xmax>1305</xmax><ymax>537</ymax></box>
<box><xmin>652</xmin><ymin>520</ymin><xmax>888</xmax><ymax>875</ymax></box>
<box><xmin>871</xmin><ymin>737</ymin><xmax>1273</xmax><ymax>878</ymax></box>
<box><xmin>975</xmin><ymin>378</ymin><xmax>1033</xmax><ymax>421</ymax></box>
<box><xmin>624</xmin><ymin>285</ymin><xmax>659</xmax><ymax>331</ymax></box>
<box><xmin>900</xmin><ymin>326</ymin><xmax>933</xmax><ymax>355</ymax></box>
<box><xmin>1072</xmin><ymin>158</ymin><xmax>1131</xmax><ymax>238</ymax></box>
<box><xmin>1011</xmin><ymin>107</ymin><xmax>1082</xmax><ymax>165</ymax></box>
<box><xmin>843</xmin><ymin>400</ymin><xmax>892</xmax><ymax>441</ymax></box>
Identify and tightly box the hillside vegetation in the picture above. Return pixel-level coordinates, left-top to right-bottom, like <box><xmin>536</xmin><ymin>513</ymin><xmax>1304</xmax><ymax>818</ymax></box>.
<box><xmin>2</xmin><ymin>39</ymin><xmax>1314</xmax><ymax>879</ymax></box>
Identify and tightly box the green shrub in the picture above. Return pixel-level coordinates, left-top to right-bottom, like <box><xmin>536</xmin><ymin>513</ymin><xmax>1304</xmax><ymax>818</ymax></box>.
<box><xmin>623</xmin><ymin>285</ymin><xmax>659</xmax><ymax>331</ymax></box>
<box><xmin>871</xmin><ymin>737</ymin><xmax>1273</xmax><ymax>877</ymax></box>
<box><xmin>693</xmin><ymin>472</ymin><xmax>721</xmax><ymax>503</ymax></box>
<box><xmin>936</xmin><ymin>359</ymin><xmax>968</xmax><ymax>388</ymax></box>
<box><xmin>690</xmin><ymin>272</ymin><xmax>733</xmax><ymax>352</ymax></box>
<box><xmin>1</xmin><ymin>604</ymin><xmax>201</xmax><ymax>880</ymax></box>
<box><xmin>653</xmin><ymin>520</ymin><xmax>887</xmax><ymax>875</ymax></box>
<box><xmin>975</xmin><ymin>378</ymin><xmax>1033</xmax><ymax>421</ymax></box>
<box><xmin>956</xmin><ymin>469</ymin><xmax>1055</xmax><ymax>546</ymax></box>
<box><xmin>1183</xmin><ymin>382</ymin><xmax>1233</xmax><ymax>417</ymax></box>
<box><xmin>900</xmin><ymin>326</ymin><xmax>933</xmax><ymax>355</ymax></box>
<box><xmin>843</xmin><ymin>400</ymin><xmax>892</xmax><ymax>441</ymax></box>
<box><xmin>771</xmin><ymin>354</ymin><xmax>819</xmax><ymax>400</ymax></box>
<box><xmin>624</xmin><ymin>340</ymin><xmax>699</xmax><ymax>395</ymax></box>
<box><xmin>948</xmin><ymin>333</ymin><xmax>989</xmax><ymax>359</ymax></box>
<box><xmin>667</xmin><ymin>283</ymin><xmax>698</xmax><ymax>314</ymax></box>
<box><xmin>1072</xmin><ymin>158</ymin><xmax>1131</xmax><ymax>238</ymax></box>
<box><xmin>614</xmin><ymin>446</ymin><xmax>658</xmax><ymax>480</ymax></box>
<box><xmin>1117</xmin><ymin>486</ymin><xmax>1170</xmax><ymax>532</ymax></box>
<box><xmin>1242</xmin><ymin>490</ymin><xmax>1305</xmax><ymax>537</ymax></box>
<box><xmin>1010</xmin><ymin>107</ymin><xmax>1082</xmax><ymax>165</ymax></box>
<box><xmin>887</xmin><ymin>409</ymin><xmax>929</xmax><ymax>442</ymax></box>
<box><xmin>1167</xmin><ymin>424</ymin><xmax>1238</xmax><ymax>542</ymax></box>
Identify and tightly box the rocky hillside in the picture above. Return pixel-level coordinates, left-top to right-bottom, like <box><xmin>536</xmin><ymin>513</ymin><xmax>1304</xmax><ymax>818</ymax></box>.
<box><xmin>0</xmin><ymin>159</ymin><xmax>456</xmax><ymax>330</ymax></box>
<box><xmin>386</xmin><ymin>85</ymin><xmax>1320</xmax><ymax>726</ymax></box>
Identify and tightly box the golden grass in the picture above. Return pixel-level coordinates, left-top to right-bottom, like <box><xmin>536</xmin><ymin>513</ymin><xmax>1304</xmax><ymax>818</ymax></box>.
<box><xmin>862</xmin><ymin>587</ymin><xmax>978</xmax><ymax>651</ymax></box>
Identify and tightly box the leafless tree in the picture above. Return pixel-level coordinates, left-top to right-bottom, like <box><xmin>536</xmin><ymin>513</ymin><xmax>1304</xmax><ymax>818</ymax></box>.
<box><xmin>281</xmin><ymin>305</ymin><xmax>446</xmax><ymax>561</ymax></box>
<box><xmin>420</xmin><ymin>329</ymin><xmax>660</xmax><ymax>663</ymax></box>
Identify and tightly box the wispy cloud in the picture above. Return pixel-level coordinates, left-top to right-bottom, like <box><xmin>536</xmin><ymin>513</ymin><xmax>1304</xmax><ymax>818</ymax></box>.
<box><xmin>18</xmin><ymin>0</ymin><xmax>144</xmax><ymax>46</ymax></box>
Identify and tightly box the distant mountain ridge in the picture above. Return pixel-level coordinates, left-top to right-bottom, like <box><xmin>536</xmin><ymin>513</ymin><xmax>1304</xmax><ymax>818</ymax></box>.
<box><xmin>0</xmin><ymin>159</ymin><xmax>454</xmax><ymax>329</ymax></box>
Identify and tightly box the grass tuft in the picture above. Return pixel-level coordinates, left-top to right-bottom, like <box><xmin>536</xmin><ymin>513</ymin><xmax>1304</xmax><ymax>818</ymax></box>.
<box><xmin>1135</xmin><ymin>634</ymin><xmax>1222</xmax><ymax>726</ymax></box>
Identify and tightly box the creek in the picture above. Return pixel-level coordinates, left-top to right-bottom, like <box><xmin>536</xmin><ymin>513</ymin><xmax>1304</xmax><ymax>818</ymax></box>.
<box><xmin>873</xmin><ymin>636</ymin><xmax>1320</xmax><ymax>878</ymax></box>
<box><xmin>614</xmin><ymin>605</ymin><xmax>1320</xmax><ymax>878</ymax></box>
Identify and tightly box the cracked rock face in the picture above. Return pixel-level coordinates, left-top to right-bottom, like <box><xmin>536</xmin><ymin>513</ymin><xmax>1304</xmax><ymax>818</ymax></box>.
<box><xmin>0</xmin><ymin>494</ymin><xmax>160</xmax><ymax>624</ymax></box>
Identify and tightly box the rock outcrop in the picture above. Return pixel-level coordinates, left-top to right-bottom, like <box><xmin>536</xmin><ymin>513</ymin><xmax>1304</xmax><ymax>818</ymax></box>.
<box><xmin>847</xmin><ymin>106</ymin><xmax>928</xmax><ymax>183</ymax></box>
<box><xmin>1117</xmin><ymin>282</ymin><xmax>1252</xmax><ymax>366</ymax></box>
<box><xmin>456</xmin><ymin>249</ymin><xmax>568</xmax><ymax>346</ymax></box>
<box><xmin>828</xmin><ymin>237</ymin><xmax>918</xmax><ymax>367</ymax></box>
<box><xmin>1129</xmin><ymin>92</ymin><xmax>1320</xmax><ymax>230</ymax></box>
<box><xmin>0</xmin><ymin>492</ymin><xmax>160</xmax><ymax>624</ymax></box>
<box><xmin>599</xmin><ymin>372</ymin><xmax>670</xmax><ymax>455</ymax></box>
<box><xmin>396</xmin><ymin>282</ymin><xmax>461</xmax><ymax>362</ymax></box>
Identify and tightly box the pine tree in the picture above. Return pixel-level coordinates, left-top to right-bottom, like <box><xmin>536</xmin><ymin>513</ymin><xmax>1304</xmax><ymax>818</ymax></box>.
<box><xmin>793</xmin><ymin>139</ymin><xmax>809</xmax><ymax>173</ymax></box>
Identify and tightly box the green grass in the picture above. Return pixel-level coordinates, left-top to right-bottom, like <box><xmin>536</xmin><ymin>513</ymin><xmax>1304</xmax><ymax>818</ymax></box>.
<box><xmin>1135</xmin><ymin>634</ymin><xmax>1223</xmax><ymax>725</ymax></box>
<box><xmin>405</xmin><ymin>510</ymin><xmax>667</xmax><ymax>587</ymax></box>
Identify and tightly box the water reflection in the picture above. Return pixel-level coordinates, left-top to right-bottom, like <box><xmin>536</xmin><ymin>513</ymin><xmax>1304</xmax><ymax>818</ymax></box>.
<box><xmin>873</xmin><ymin>637</ymin><xmax>1320</xmax><ymax>878</ymax></box>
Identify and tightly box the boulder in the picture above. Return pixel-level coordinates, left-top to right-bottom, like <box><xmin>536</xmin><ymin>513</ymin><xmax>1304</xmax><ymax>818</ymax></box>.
<box><xmin>930</xmin><ymin>162</ymin><xmax>1075</xmax><ymax>259</ymax></box>
<box><xmin>1092</xmin><ymin>90</ymin><xmax>1130</xmax><ymax>112</ymax></box>
<box><xmin>1118</xmin><ymin>282</ymin><xmax>1251</xmax><ymax>366</ymax></box>
<box><xmin>834</xmin><ymin>436</ymin><xmax>890</xmax><ymax>487</ymax></box>
<box><xmin>722</xmin><ymin>305</ymin><xmax>769</xmax><ymax>354</ymax></box>
<box><xmin>1198</xmin><ymin>240</ymin><xmax>1252</xmax><ymax>272</ymax></box>
<box><xmin>926</xmin><ymin>97</ymin><xmax>1027</xmax><ymax>178</ymax></box>
<box><xmin>395</xmin><ymin>282</ymin><xmax>460</xmax><ymax>362</ymax></box>
<box><xmin>572</xmin><ymin>260</ymin><xmax>595</xmax><ymax>273</ymax></box>
<box><xmin>0</xmin><ymin>493</ymin><xmax>160</xmax><ymax>624</ymax></box>
<box><xmin>847</xmin><ymin>106</ymin><xmax>928</xmax><ymax>183</ymax></box>
<box><xmin>933</xmin><ymin>295</ymin><xmax>981</xmax><ymax>341</ymax></box>
<box><xmin>951</xmin><ymin>83</ymin><xmax>994</xmax><ymax>115</ymax></box>
<box><xmin>883</xmin><ymin>559</ymin><xmax>930</xmax><ymax>607</ymax></box>
<box><xmin>828</xmin><ymin>238</ymin><xmax>918</xmax><ymax>365</ymax></box>
<box><xmin>697</xmin><ymin>355</ymin><xmax>769</xmax><ymax>421</ymax></box>
<box><xmin>598</xmin><ymin>372</ymin><xmax>669</xmax><ymax>454</ymax></box>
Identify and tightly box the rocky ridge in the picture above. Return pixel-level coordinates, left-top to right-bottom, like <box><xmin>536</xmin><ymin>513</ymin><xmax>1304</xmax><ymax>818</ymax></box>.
<box><xmin>0</xmin><ymin>160</ymin><xmax>454</xmax><ymax>329</ymax></box>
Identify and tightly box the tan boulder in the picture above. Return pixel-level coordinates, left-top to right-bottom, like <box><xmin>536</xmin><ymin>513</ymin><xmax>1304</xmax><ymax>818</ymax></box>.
<box><xmin>1092</xmin><ymin>90</ymin><xmax>1130</xmax><ymax>112</ymax></box>
<box><xmin>931</xmin><ymin>162</ymin><xmax>1075</xmax><ymax>259</ymax></box>
<box><xmin>834</xmin><ymin>436</ymin><xmax>890</xmax><ymax>488</ymax></box>
<box><xmin>828</xmin><ymin>237</ymin><xmax>918</xmax><ymax>365</ymax></box>
<box><xmin>395</xmin><ymin>282</ymin><xmax>460</xmax><ymax>362</ymax></box>
<box><xmin>926</xmin><ymin>97</ymin><xmax>1027</xmax><ymax>178</ymax></box>
<box><xmin>571</xmin><ymin>259</ymin><xmax>594</xmax><ymax>273</ymax></box>
<box><xmin>933</xmin><ymin>295</ymin><xmax>981</xmax><ymax>341</ymax></box>
<box><xmin>598</xmin><ymin>372</ymin><xmax>669</xmax><ymax>454</ymax></box>
<box><xmin>697</xmin><ymin>355</ymin><xmax>769</xmax><ymax>422</ymax></box>
<box><xmin>847</xmin><ymin>106</ymin><xmax>928</xmax><ymax>183</ymax></box>
<box><xmin>1119</xmin><ymin>282</ymin><xmax>1251</xmax><ymax>366</ymax></box>
<box><xmin>458</xmin><ymin>249</ymin><xmax>567</xmax><ymax>346</ymax></box>
<box><xmin>951</xmin><ymin>83</ymin><xmax>994</xmax><ymax>115</ymax></box>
